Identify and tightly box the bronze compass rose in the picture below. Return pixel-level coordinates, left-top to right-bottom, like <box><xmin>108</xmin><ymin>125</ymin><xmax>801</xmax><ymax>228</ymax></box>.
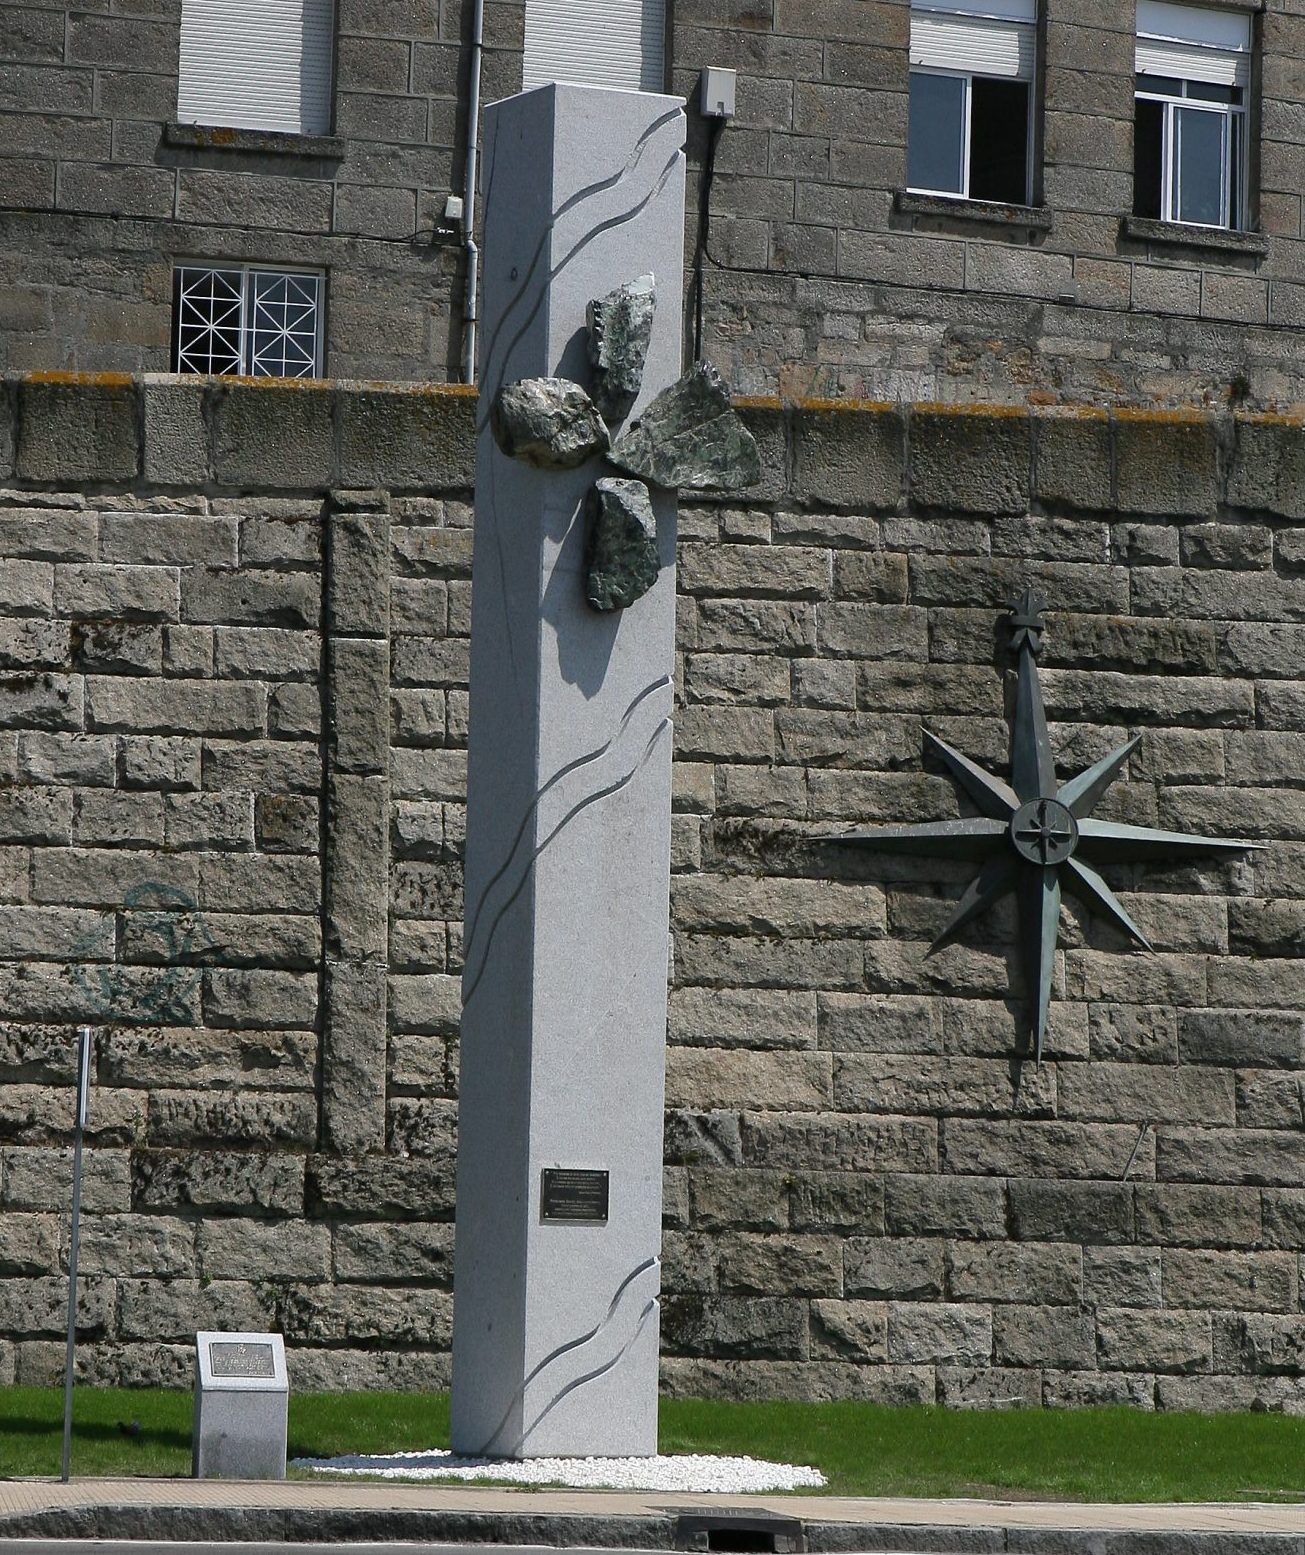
<box><xmin>826</xmin><ymin>589</ymin><xmax>1259</xmax><ymax>1062</ymax></box>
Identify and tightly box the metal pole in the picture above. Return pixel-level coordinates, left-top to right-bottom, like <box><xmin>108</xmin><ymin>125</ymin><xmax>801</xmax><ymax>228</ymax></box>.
<box><xmin>60</xmin><ymin>1025</ymin><xmax>91</xmax><ymax>1484</ymax></box>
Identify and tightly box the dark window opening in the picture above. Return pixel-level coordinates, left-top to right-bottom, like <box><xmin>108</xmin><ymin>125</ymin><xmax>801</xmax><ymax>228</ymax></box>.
<box><xmin>1134</xmin><ymin>95</ymin><xmax>1164</xmax><ymax>218</ymax></box>
<box><xmin>908</xmin><ymin>69</ymin><xmax>1032</xmax><ymax>205</ymax></box>
<box><xmin>970</xmin><ymin>77</ymin><xmax>1031</xmax><ymax>203</ymax></box>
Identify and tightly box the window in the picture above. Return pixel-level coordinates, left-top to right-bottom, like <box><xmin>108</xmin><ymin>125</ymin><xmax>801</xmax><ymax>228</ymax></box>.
<box><xmin>176</xmin><ymin>0</ymin><xmax>335</xmax><ymax>136</ymax></box>
<box><xmin>522</xmin><ymin>0</ymin><xmax>666</xmax><ymax>94</ymax></box>
<box><xmin>1134</xmin><ymin>1</ymin><xmax>1251</xmax><ymax>230</ymax></box>
<box><xmin>172</xmin><ymin>266</ymin><xmax>324</xmax><ymax>379</ymax></box>
<box><xmin>907</xmin><ymin>0</ymin><xmax>1037</xmax><ymax>206</ymax></box>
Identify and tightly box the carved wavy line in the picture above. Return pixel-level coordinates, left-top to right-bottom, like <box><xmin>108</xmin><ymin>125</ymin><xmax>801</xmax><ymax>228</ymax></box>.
<box><xmin>480</xmin><ymin>105</ymin><xmax>678</xmax><ymax>388</ymax></box>
<box><xmin>479</xmin><ymin>144</ymin><xmax>684</xmax><ymax>433</ymax></box>
<box><xmin>478</xmin><ymin>459</ymin><xmax>525</xmax><ymax>723</ymax></box>
<box><xmin>475</xmin><ymin>1255</ymin><xmax>658</xmax><ymax>1457</ymax></box>
<box><xmin>478</xmin><ymin>106</ymin><xmax>683</xmax><ymax>410</ymax></box>
<box><xmin>462</xmin><ymin>715</ymin><xmax>671</xmax><ymax>1010</ymax></box>
<box><xmin>463</xmin><ymin>675</ymin><xmax>672</xmax><ymax>957</ymax></box>
<box><xmin>510</xmin><ymin>1299</ymin><xmax>659</xmax><ymax>1457</ymax></box>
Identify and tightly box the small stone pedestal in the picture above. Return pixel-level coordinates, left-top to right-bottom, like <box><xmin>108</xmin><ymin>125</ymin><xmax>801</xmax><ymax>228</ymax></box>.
<box><xmin>193</xmin><ymin>1331</ymin><xmax>288</xmax><ymax>1480</ymax></box>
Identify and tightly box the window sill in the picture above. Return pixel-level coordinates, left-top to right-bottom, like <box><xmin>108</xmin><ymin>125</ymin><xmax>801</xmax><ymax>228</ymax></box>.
<box><xmin>164</xmin><ymin>122</ymin><xmax>346</xmax><ymax>160</ymax></box>
<box><xmin>1121</xmin><ymin>214</ymin><xmax>1268</xmax><ymax>260</ymax></box>
<box><xmin>894</xmin><ymin>189</ymin><xmax>1053</xmax><ymax>234</ymax></box>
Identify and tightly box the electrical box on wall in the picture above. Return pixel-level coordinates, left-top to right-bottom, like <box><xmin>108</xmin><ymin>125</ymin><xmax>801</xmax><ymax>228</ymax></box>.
<box><xmin>700</xmin><ymin>66</ymin><xmax>736</xmax><ymax>118</ymax></box>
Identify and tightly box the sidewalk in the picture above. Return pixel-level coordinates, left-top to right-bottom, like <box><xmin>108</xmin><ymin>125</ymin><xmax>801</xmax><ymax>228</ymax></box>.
<box><xmin>3</xmin><ymin>1477</ymin><xmax>1305</xmax><ymax>1551</ymax></box>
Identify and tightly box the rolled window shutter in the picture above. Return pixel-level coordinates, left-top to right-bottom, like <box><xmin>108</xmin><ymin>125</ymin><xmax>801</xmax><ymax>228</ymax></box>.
<box><xmin>913</xmin><ymin>0</ymin><xmax>1035</xmax><ymax>20</ymax></box>
<box><xmin>523</xmin><ymin>0</ymin><xmax>667</xmax><ymax>94</ymax></box>
<box><xmin>177</xmin><ymin>0</ymin><xmax>336</xmax><ymax>136</ymax></box>
<box><xmin>911</xmin><ymin>13</ymin><xmax>1036</xmax><ymax>79</ymax></box>
<box><xmin>1136</xmin><ymin>1</ymin><xmax>1251</xmax><ymax>88</ymax></box>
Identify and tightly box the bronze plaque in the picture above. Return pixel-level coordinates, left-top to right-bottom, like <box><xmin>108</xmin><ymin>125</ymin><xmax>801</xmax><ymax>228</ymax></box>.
<box><xmin>541</xmin><ymin>1167</ymin><xmax>609</xmax><ymax>1223</ymax></box>
<box><xmin>209</xmin><ymin>1340</ymin><xmax>276</xmax><ymax>1380</ymax></box>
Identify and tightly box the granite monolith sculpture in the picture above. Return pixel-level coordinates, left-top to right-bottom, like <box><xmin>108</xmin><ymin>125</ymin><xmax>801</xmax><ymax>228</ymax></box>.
<box><xmin>449</xmin><ymin>83</ymin><xmax>687</xmax><ymax>1460</ymax></box>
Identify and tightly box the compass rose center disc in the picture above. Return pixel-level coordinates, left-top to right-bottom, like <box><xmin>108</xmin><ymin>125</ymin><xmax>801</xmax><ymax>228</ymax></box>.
<box><xmin>1010</xmin><ymin>798</ymin><xmax>1079</xmax><ymax>867</ymax></box>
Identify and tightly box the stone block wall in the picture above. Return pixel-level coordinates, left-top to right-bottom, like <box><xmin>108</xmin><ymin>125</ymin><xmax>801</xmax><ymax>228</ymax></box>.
<box><xmin>4</xmin><ymin>375</ymin><xmax>1305</xmax><ymax>1410</ymax></box>
<box><xmin>659</xmin><ymin>403</ymin><xmax>1305</xmax><ymax>1411</ymax></box>
<box><xmin>677</xmin><ymin>0</ymin><xmax>1305</xmax><ymax>408</ymax></box>
<box><xmin>16</xmin><ymin>1</ymin><xmax>1305</xmax><ymax>407</ymax></box>
<box><xmin>0</xmin><ymin>1</ymin><xmax>526</xmax><ymax>379</ymax></box>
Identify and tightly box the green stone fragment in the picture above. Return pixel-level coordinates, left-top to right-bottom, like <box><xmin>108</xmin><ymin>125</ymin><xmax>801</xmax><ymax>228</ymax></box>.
<box><xmin>608</xmin><ymin>361</ymin><xmax>761</xmax><ymax>492</ymax></box>
<box><xmin>585</xmin><ymin>477</ymin><xmax>660</xmax><ymax>613</ymax></box>
<box><xmin>491</xmin><ymin>377</ymin><xmax>608</xmax><ymax>468</ymax></box>
<box><xmin>587</xmin><ymin>273</ymin><xmax>655</xmax><ymax>425</ymax></box>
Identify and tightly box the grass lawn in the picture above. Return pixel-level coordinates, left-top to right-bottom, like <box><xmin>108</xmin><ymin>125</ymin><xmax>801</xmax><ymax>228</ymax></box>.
<box><xmin>3</xmin><ymin>1386</ymin><xmax>1305</xmax><ymax>1502</ymax></box>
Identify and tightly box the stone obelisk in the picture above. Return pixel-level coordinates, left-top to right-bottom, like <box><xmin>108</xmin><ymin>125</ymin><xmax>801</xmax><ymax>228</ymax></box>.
<box><xmin>450</xmin><ymin>84</ymin><xmax>686</xmax><ymax>1459</ymax></box>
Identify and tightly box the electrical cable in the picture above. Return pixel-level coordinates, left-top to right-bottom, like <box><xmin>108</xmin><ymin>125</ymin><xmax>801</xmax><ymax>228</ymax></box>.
<box><xmin>690</xmin><ymin>114</ymin><xmax>725</xmax><ymax>364</ymax></box>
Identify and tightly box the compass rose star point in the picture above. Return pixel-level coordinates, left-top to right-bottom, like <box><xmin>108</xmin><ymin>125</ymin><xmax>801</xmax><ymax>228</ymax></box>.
<box><xmin>823</xmin><ymin>593</ymin><xmax>1259</xmax><ymax>1064</ymax></box>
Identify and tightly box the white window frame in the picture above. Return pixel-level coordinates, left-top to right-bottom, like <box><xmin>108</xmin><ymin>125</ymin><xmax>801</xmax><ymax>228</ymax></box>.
<box><xmin>1134</xmin><ymin>1</ymin><xmax>1251</xmax><ymax>232</ymax></box>
<box><xmin>173</xmin><ymin>264</ymin><xmax>326</xmax><ymax>380</ymax></box>
<box><xmin>1134</xmin><ymin>77</ymin><xmax>1246</xmax><ymax>230</ymax></box>
<box><xmin>907</xmin><ymin>66</ymin><xmax>1036</xmax><ymax>205</ymax></box>
<box><xmin>907</xmin><ymin>0</ymin><xmax>1037</xmax><ymax>206</ymax></box>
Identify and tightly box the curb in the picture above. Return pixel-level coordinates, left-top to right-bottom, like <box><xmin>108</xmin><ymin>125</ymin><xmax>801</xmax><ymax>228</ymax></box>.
<box><xmin>2</xmin><ymin>1502</ymin><xmax>1304</xmax><ymax>1553</ymax></box>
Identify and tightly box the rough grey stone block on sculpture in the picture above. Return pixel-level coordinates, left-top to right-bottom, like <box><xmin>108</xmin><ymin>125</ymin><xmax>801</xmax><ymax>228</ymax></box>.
<box><xmin>588</xmin><ymin>274</ymin><xmax>655</xmax><ymax>424</ymax></box>
<box><xmin>491</xmin><ymin>377</ymin><xmax>609</xmax><ymax>468</ymax></box>
<box><xmin>451</xmin><ymin>83</ymin><xmax>686</xmax><ymax>1460</ymax></box>
<box><xmin>608</xmin><ymin>361</ymin><xmax>761</xmax><ymax>492</ymax></box>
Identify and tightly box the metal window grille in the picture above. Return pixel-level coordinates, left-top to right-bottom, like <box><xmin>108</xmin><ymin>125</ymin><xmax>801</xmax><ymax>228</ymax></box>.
<box><xmin>173</xmin><ymin>266</ymin><xmax>324</xmax><ymax>378</ymax></box>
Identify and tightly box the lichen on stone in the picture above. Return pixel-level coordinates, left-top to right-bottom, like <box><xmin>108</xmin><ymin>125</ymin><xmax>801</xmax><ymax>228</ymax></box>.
<box><xmin>607</xmin><ymin>361</ymin><xmax>761</xmax><ymax>492</ymax></box>
<box><xmin>584</xmin><ymin>477</ymin><xmax>660</xmax><ymax>612</ymax></box>
<box><xmin>490</xmin><ymin>377</ymin><xmax>609</xmax><ymax>468</ymax></box>
<box><xmin>587</xmin><ymin>274</ymin><xmax>656</xmax><ymax>425</ymax></box>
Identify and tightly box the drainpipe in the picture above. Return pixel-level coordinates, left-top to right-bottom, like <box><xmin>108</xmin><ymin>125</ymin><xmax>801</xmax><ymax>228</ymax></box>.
<box><xmin>461</xmin><ymin>0</ymin><xmax>485</xmax><ymax>384</ymax></box>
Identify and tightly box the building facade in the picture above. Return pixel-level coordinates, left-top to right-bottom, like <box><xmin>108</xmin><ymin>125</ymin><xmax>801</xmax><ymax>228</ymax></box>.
<box><xmin>5</xmin><ymin>0</ymin><xmax>1305</xmax><ymax>404</ymax></box>
<box><xmin>4</xmin><ymin>3</ymin><xmax>1305</xmax><ymax>1411</ymax></box>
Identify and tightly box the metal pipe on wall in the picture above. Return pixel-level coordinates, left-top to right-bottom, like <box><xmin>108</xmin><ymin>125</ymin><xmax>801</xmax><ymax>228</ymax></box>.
<box><xmin>461</xmin><ymin>0</ymin><xmax>485</xmax><ymax>383</ymax></box>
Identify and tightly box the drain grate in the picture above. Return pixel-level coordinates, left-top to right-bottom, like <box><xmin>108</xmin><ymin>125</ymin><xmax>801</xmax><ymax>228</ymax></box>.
<box><xmin>674</xmin><ymin>1511</ymin><xmax>807</xmax><ymax>1553</ymax></box>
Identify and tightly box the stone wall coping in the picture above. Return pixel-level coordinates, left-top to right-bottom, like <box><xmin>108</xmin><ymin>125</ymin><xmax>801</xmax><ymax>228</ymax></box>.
<box><xmin>3</xmin><ymin>373</ymin><xmax>1305</xmax><ymax>518</ymax></box>
<box><xmin>162</xmin><ymin>122</ymin><xmax>348</xmax><ymax>160</ymax></box>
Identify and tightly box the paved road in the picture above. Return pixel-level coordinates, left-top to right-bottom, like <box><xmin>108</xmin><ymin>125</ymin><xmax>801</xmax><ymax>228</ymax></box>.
<box><xmin>0</xmin><ymin>1546</ymin><xmax>945</xmax><ymax>1555</ymax></box>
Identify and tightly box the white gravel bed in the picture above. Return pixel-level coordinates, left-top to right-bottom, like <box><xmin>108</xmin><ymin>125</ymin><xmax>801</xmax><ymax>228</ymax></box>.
<box><xmin>293</xmin><ymin>1447</ymin><xmax>826</xmax><ymax>1492</ymax></box>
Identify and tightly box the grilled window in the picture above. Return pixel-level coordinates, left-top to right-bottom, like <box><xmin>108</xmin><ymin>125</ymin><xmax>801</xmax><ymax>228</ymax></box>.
<box><xmin>173</xmin><ymin>266</ymin><xmax>324</xmax><ymax>379</ymax></box>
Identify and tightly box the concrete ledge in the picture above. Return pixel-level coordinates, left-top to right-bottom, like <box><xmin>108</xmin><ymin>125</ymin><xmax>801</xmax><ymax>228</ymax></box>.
<box><xmin>16</xmin><ymin>373</ymin><xmax>140</xmax><ymax>485</ymax></box>
<box><xmin>7</xmin><ymin>375</ymin><xmax>480</xmax><ymax>496</ymax></box>
<box><xmin>894</xmin><ymin>189</ymin><xmax>1055</xmax><ymax>235</ymax></box>
<box><xmin>7</xmin><ymin>376</ymin><xmax>1305</xmax><ymax>519</ymax></box>
<box><xmin>1121</xmin><ymin>215</ymin><xmax>1270</xmax><ymax>261</ymax></box>
<box><xmin>163</xmin><ymin>122</ymin><xmax>347</xmax><ymax>160</ymax></box>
